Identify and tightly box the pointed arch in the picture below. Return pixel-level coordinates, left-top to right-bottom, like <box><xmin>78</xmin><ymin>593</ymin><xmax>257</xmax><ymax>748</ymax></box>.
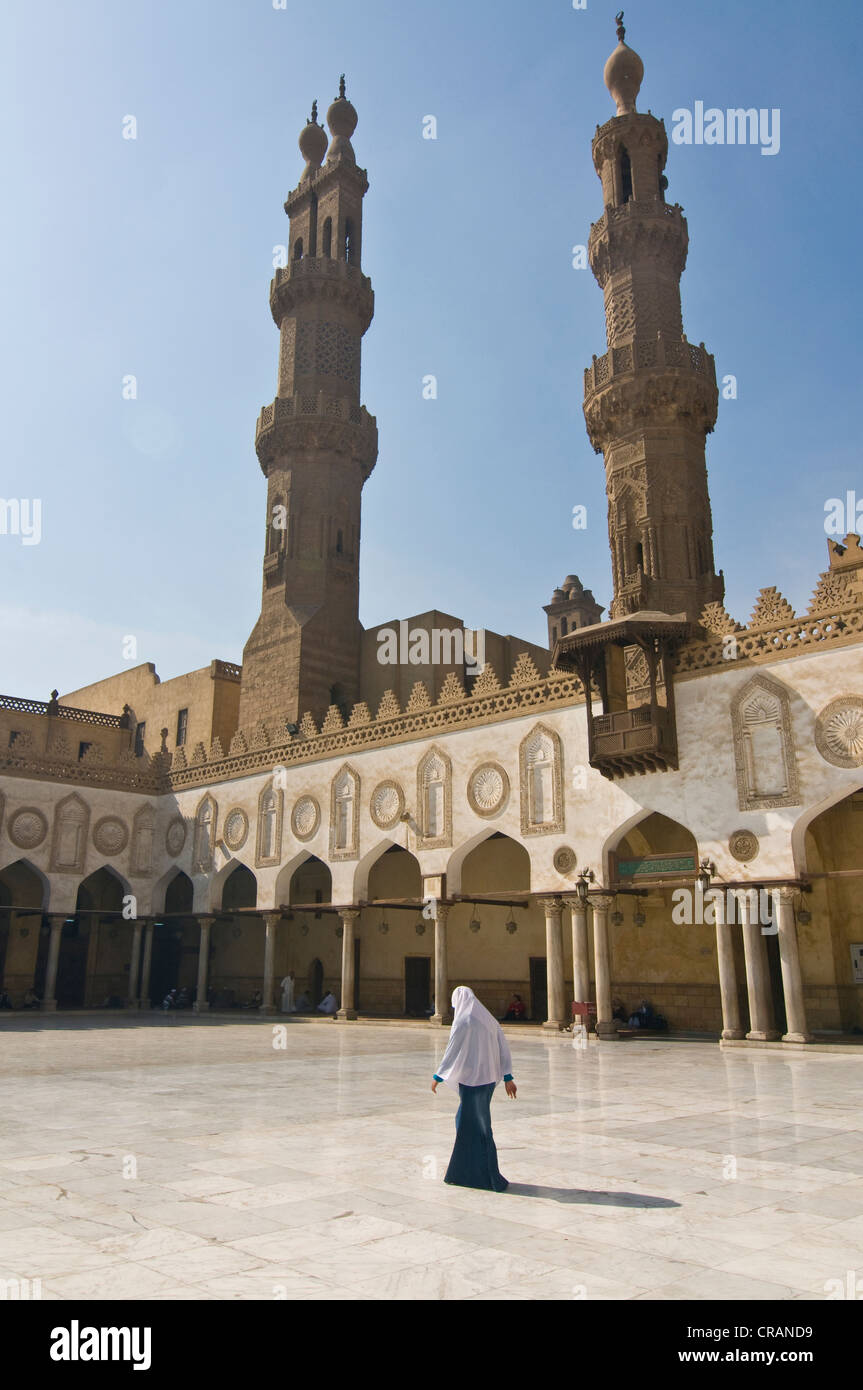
<box><xmin>731</xmin><ymin>674</ymin><xmax>800</xmax><ymax>811</ymax></box>
<box><xmin>329</xmin><ymin>763</ymin><xmax>360</xmax><ymax>860</ymax></box>
<box><xmin>416</xmin><ymin>746</ymin><xmax>452</xmax><ymax>849</ymax></box>
<box><xmin>152</xmin><ymin>865</ymin><xmax>193</xmax><ymax>915</ymax></box>
<box><xmin>519</xmin><ymin>723</ymin><xmax>564</xmax><ymax>836</ymax></box>
<box><xmin>0</xmin><ymin>857</ymin><xmax>49</xmax><ymax>910</ymax></box>
<box><xmin>256</xmin><ymin>779</ymin><xmax>284</xmax><ymax>868</ymax></box>
<box><xmin>192</xmin><ymin>793</ymin><xmax>218</xmax><ymax>873</ymax></box>
<box><xmin>50</xmin><ymin>792</ymin><xmax>90</xmax><ymax>873</ymax></box>
<box><xmin>130</xmin><ymin>803</ymin><xmax>156</xmax><ymax>877</ymax></box>
<box><xmin>220</xmin><ymin>863</ymin><xmax>257</xmax><ymax>912</ymax></box>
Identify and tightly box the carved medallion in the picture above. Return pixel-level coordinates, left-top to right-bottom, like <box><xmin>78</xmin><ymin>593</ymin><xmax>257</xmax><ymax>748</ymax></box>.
<box><xmin>292</xmin><ymin>795</ymin><xmax>320</xmax><ymax>841</ymax></box>
<box><xmin>728</xmin><ymin>830</ymin><xmax>759</xmax><ymax>864</ymax></box>
<box><xmin>467</xmin><ymin>762</ymin><xmax>509</xmax><ymax>817</ymax></box>
<box><xmin>223</xmin><ymin>807</ymin><xmax>249</xmax><ymax>852</ymax></box>
<box><xmin>93</xmin><ymin>816</ymin><xmax>129</xmax><ymax>857</ymax></box>
<box><xmin>553</xmin><ymin>846</ymin><xmax>578</xmax><ymax>874</ymax></box>
<box><xmin>8</xmin><ymin>808</ymin><xmax>48</xmax><ymax>851</ymax></box>
<box><xmin>370</xmin><ymin>780</ymin><xmax>404</xmax><ymax>830</ymax></box>
<box><xmin>165</xmin><ymin>816</ymin><xmax>187</xmax><ymax>858</ymax></box>
<box><xmin>815</xmin><ymin>696</ymin><xmax>863</xmax><ymax>769</ymax></box>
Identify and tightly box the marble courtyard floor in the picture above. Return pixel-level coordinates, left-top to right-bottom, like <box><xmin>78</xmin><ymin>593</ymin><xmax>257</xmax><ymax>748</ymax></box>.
<box><xmin>1</xmin><ymin>1015</ymin><xmax>863</xmax><ymax>1301</ymax></box>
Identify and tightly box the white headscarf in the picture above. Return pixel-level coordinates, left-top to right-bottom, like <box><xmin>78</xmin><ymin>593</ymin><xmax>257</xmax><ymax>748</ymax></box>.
<box><xmin>435</xmin><ymin>986</ymin><xmax>513</xmax><ymax>1092</ymax></box>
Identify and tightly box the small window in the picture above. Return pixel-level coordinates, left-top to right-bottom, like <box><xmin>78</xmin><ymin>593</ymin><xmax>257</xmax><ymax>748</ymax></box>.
<box><xmin>343</xmin><ymin>218</ymin><xmax>354</xmax><ymax>263</ymax></box>
<box><xmin>336</xmin><ymin>528</ymin><xmax>343</xmax><ymax>555</ymax></box>
<box><xmin>635</xmin><ymin>542</ymin><xmax>644</xmax><ymax>571</ymax></box>
<box><xmin>176</xmin><ymin>709</ymin><xmax>188</xmax><ymax>747</ymax></box>
<box><xmin>78</xmin><ymin>741</ymin><xmax>91</xmax><ymax>761</ymax></box>
<box><xmin>8</xmin><ymin>730</ymin><xmax>20</xmax><ymax>747</ymax></box>
<box><xmin>561</xmin><ymin>617</ymin><xmax>568</xmax><ymax>636</ymax></box>
<box><xmin>620</xmin><ymin>147</ymin><xmax>633</xmax><ymax>203</ymax></box>
<box><xmin>134</xmin><ymin>722</ymin><xmax>146</xmax><ymax>757</ymax></box>
<box><xmin>293</xmin><ymin>238</ymin><xmax>303</xmax><ymax>261</ymax></box>
<box><xmin>322</xmin><ymin>217</ymin><xmax>332</xmax><ymax>258</ymax></box>
<box><xmin>551</xmin><ymin>626</ymin><xmax>557</xmax><ymax>643</ymax></box>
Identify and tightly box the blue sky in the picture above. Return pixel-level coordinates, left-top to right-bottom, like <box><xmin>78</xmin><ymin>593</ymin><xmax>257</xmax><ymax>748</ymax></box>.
<box><xmin>2</xmin><ymin>0</ymin><xmax>861</xmax><ymax>698</ymax></box>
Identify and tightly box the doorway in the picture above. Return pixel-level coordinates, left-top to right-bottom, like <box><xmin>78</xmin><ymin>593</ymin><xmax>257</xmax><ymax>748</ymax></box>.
<box><xmin>405</xmin><ymin>957</ymin><xmax>430</xmax><ymax>1017</ymax></box>
<box><xmin>309</xmin><ymin>958</ymin><xmax>324</xmax><ymax>1006</ymax></box>
<box><xmin>56</xmin><ymin>920</ymin><xmax>88</xmax><ymax>1007</ymax></box>
<box><xmin>530</xmin><ymin>957</ymin><xmax>547</xmax><ymax>1022</ymax></box>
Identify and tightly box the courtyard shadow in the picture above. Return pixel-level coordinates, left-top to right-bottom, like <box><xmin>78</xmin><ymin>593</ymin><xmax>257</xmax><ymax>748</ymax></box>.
<box><xmin>504</xmin><ymin>1183</ymin><xmax>679</xmax><ymax>1209</ymax></box>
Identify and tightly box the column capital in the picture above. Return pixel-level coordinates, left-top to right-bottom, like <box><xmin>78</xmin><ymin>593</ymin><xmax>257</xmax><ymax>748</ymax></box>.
<box><xmin>772</xmin><ymin>885</ymin><xmax>798</xmax><ymax>907</ymax></box>
<box><xmin>339</xmin><ymin>908</ymin><xmax>361</xmax><ymax>923</ymax></box>
<box><xmin>197</xmin><ymin>915</ymin><xmax>216</xmax><ymax>930</ymax></box>
<box><xmin>591</xmin><ymin>893</ymin><xmax>616</xmax><ymax>912</ymax></box>
<box><xmin>562</xmin><ymin>895</ymin><xmax>589</xmax><ymax>914</ymax></box>
<box><xmin>261</xmin><ymin>911</ymin><xmax>283</xmax><ymax>929</ymax></box>
<box><xmin>536</xmin><ymin>895</ymin><xmax>563</xmax><ymax>915</ymax></box>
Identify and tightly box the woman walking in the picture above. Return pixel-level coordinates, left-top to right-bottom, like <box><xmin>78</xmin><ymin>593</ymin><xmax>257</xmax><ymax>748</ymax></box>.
<box><xmin>431</xmin><ymin>985</ymin><xmax>517</xmax><ymax>1191</ymax></box>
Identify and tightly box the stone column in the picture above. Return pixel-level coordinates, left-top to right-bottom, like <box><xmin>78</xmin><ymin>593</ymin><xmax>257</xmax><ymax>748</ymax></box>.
<box><xmin>539</xmin><ymin>897</ymin><xmax>565</xmax><ymax>1031</ymax></box>
<box><xmin>430</xmin><ymin>902</ymin><xmax>451</xmax><ymax>1026</ymax></box>
<box><xmin>193</xmin><ymin>917</ymin><xmax>214</xmax><ymax>1012</ymax></box>
<box><xmin>715</xmin><ymin>913</ymin><xmax>745</xmax><ymax>1040</ymax></box>
<box><xmin>774</xmin><ymin>887</ymin><xmax>812</xmax><ymax>1044</ymax></box>
<box><xmin>738</xmin><ymin>890</ymin><xmax>779</xmax><ymax>1041</ymax></box>
<box><xmin>592</xmin><ymin>894</ymin><xmax>619</xmax><ymax>1039</ymax></box>
<box><xmin>336</xmin><ymin>909</ymin><xmax>360</xmax><ymax>1020</ymax></box>
<box><xmin>126</xmin><ymin>918</ymin><xmax>144</xmax><ymax>1009</ymax></box>
<box><xmin>140</xmin><ymin>920</ymin><xmax>155</xmax><ymax>1010</ymax></box>
<box><xmin>42</xmin><ymin>914</ymin><xmax>65</xmax><ymax>1012</ymax></box>
<box><xmin>260</xmin><ymin>913</ymin><xmax>280</xmax><ymax>1014</ymax></box>
<box><xmin>564</xmin><ymin>896</ymin><xmax>591</xmax><ymax>1005</ymax></box>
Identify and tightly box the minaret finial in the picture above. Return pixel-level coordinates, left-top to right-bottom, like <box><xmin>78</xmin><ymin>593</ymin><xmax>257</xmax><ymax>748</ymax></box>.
<box><xmin>339</xmin><ymin>73</ymin><xmax>346</xmax><ymax>100</ymax></box>
<box><xmin>310</xmin><ymin>99</ymin><xmax>318</xmax><ymax>125</ymax></box>
<box><xmin>615</xmin><ymin>10</ymin><xmax>625</xmax><ymax>43</ymax></box>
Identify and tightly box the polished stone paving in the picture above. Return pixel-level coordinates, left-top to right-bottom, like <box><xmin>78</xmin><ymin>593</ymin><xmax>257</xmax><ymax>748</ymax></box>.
<box><xmin>1</xmin><ymin>1015</ymin><xmax>863</xmax><ymax>1301</ymax></box>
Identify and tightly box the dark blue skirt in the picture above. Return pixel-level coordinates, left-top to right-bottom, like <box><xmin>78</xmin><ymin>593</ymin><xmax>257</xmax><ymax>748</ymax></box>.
<box><xmin>444</xmin><ymin>1082</ymin><xmax>508</xmax><ymax>1192</ymax></box>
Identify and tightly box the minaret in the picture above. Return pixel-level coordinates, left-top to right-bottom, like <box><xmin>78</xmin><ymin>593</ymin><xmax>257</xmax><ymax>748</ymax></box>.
<box><xmin>583</xmin><ymin>15</ymin><xmax>723</xmax><ymax>621</ymax></box>
<box><xmin>239</xmin><ymin>80</ymin><xmax>377</xmax><ymax>731</ymax></box>
<box><xmin>544</xmin><ymin>576</ymin><xmax>603</xmax><ymax>648</ymax></box>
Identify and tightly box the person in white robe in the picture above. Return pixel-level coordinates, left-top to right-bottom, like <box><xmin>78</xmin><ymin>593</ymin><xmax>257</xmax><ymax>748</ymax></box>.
<box><xmin>280</xmin><ymin>973</ymin><xmax>296</xmax><ymax>1013</ymax></box>
<box><xmin>431</xmin><ymin>985</ymin><xmax>516</xmax><ymax>1190</ymax></box>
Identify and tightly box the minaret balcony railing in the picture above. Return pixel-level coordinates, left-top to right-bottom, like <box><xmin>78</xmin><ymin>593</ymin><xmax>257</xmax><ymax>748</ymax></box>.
<box><xmin>270</xmin><ymin>257</ymin><xmax>374</xmax><ymax>331</ymax></box>
<box><xmin>588</xmin><ymin>198</ymin><xmax>683</xmax><ymax>249</ymax></box>
<box><xmin>584</xmin><ymin>334</ymin><xmax>715</xmax><ymax>396</ymax></box>
<box><xmin>272</xmin><ymin>257</ymin><xmax>371</xmax><ymax>294</ymax></box>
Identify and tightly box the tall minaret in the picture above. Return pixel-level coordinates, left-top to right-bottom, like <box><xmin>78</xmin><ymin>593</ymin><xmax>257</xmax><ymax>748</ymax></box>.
<box><xmin>239</xmin><ymin>80</ymin><xmax>378</xmax><ymax>731</ymax></box>
<box><xmin>583</xmin><ymin>15</ymin><xmax>723</xmax><ymax>621</ymax></box>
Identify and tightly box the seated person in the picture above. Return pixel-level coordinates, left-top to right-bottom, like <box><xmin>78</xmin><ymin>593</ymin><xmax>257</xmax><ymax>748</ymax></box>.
<box><xmin>294</xmin><ymin>990</ymin><xmax>311</xmax><ymax>1011</ymax></box>
<box><xmin>316</xmin><ymin>991</ymin><xmax>338</xmax><ymax>1015</ymax></box>
<box><xmin>501</xmin><ymin>993</ymin><xmax>526</xmax><ymax>1021</ymax></box>
<box><xmin>0</xmin><ymin>988</ymin><xmax>13</xmax><ymax>1009</ymax></box>
<box><xmin>628</xmin><ymin>999</ymin><xmax>656</xmax><ymax>1029</ymax></box>
<box><xmin>612</xmin><ymin>996</ymin><xmax>628</xmax><ymax>1023</ymax></box>
<box><xmin>23</xmin><ymin>987</ymin><xmax>41</xmax><ymax>1009</ymax></box>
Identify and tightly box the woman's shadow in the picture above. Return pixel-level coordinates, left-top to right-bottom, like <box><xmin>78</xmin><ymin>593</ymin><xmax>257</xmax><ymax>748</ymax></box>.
<box><xmin>504</xmin><ymin>1183</ymin><xmax>678</xmax><ymax>1209</ymax></box>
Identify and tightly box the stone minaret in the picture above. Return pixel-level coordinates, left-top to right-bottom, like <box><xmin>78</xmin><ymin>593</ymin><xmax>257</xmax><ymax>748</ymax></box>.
<box><xmin>583</xmin><ymin>16</ymin><xmax>723</xmax><ymax>621</ymax></box>
<box><xmin>239</xmin><ymin>80</ymin><xmax>377</xmax><ymax>731</ymax></box>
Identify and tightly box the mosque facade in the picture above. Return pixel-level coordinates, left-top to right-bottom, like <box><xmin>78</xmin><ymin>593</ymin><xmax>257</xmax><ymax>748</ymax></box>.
<box><xmin>2</xmin><ymin>25</ymin><xmax>863</xmax><ymax>1044</ymax></box>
